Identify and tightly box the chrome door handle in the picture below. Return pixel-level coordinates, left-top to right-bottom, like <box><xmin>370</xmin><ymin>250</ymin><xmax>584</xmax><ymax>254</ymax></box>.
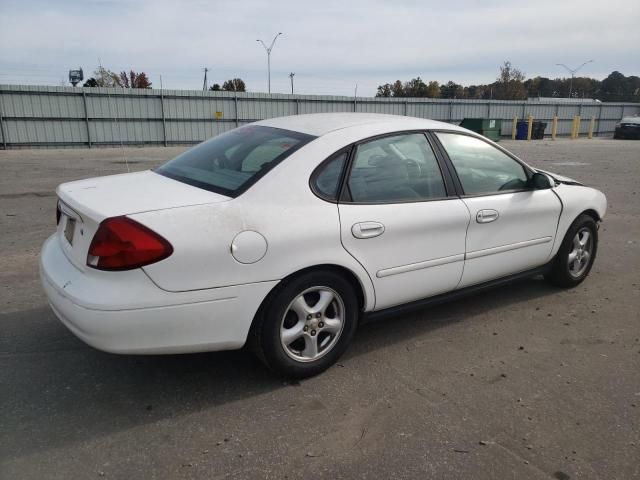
<box><xmin>476</xmin><ymin>209</ymin><xmax>499</xmax><ymax>224</ymax></box>
<box><xmin>352</xmin><ymin>221</ymin><xmax>385</xmax><ymax>239</ymax></box>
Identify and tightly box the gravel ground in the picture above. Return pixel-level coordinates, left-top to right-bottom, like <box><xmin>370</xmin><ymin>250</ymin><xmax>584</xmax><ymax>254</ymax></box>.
<box><xmin>1</xmin><ymin>137</ymin><xmax>639</xmax><ymax>479</ymax></box>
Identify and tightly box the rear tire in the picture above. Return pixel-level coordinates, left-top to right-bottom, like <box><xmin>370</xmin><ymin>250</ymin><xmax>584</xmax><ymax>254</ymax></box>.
<box><xmin>250</xmin><ymin>270</ymin><xmax>359</xmax><ymax>378</ymax></box>
<box><xmin>545</xmin><ymin>214</ymin><xmax>598</xmax><ymax>288</ymax></box>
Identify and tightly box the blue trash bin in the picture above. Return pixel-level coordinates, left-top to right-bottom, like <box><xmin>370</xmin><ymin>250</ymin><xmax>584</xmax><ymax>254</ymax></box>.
<box><xmin>516</xmin><ymin>121</ymin><xmax>529</xmax><ymax>140</ymax></box>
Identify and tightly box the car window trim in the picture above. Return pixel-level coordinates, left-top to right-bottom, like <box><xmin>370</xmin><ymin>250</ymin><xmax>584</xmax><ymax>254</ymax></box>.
<box><xmin>335</xmin><ymin>130</ymin><xmax>459</xmax><ymax>206</ymax></box>
<box><xmin>429</xmin><ymin>129</ymin><xmax>536</xmax><ymax>198</ymax></box>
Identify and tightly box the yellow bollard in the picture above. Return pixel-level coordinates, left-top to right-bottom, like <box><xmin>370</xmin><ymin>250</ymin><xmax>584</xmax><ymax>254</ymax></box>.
<box><xmin>588</xmin><ymin>116</ymin><xmax>595</xmax><ymax>139</ymax></box>
<box><xmin>527</xmin><ymin>114</ymin><xmax>533</xmax><ymax>141</ymax></box>
<box><xmin>512</xmin><ymin>116</ymin><xmax>518</xmax><ymax>140</ymax></box>
<box><xmin>570</xmin><ymin>117</ymin><xmax>574</xmax><ymax>139</ymax></box>
<box><xmin>551</xmin><ymin>115</ymin><xmax>558</xmax><ymax>140</ymax></box>
<box><xmin>575</xmin><ymin>115</ymin><xmax>581</xmax><ymax>139</ymax></box>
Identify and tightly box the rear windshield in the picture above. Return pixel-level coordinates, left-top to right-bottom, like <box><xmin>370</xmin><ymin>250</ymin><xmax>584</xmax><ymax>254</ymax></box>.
<box><xmin>156</xmin><ymin>125</ymin><xmax>315</xmax><ymax>196</ymax></box>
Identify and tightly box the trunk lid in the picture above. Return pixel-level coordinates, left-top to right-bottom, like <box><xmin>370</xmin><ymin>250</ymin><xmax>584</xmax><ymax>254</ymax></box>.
<box><xmin>55</xmin><ymin>170</ymin><xmax>230</xmax><ymax>271</ymax></box>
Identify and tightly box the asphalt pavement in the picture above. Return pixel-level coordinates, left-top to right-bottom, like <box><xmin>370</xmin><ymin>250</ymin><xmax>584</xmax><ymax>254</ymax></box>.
<box><xmin>1</xmin><ymin>138</ymin><xmax>638</xmax><ymax>479</ymax></box>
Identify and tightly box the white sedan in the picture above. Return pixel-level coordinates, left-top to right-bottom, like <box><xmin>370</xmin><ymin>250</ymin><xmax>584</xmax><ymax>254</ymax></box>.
<box><xmin>40</xmin><ymin>113</ymin><xmax>607</xmax><ymax>377</ymax></box>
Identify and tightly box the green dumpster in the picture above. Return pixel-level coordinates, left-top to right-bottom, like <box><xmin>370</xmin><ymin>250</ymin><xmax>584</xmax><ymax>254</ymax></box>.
<box><xmin>459</xmin><ymin>118</ymin><xmax>502</xmax><ymax>142</ymax></box>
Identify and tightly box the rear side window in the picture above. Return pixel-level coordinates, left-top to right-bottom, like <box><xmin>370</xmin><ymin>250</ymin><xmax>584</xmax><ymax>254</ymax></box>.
<box><xmin>312</xmin><ymin>152</ymin><xmax>348</xmax><ymax>201</ymax></box>
<box><xmin>156</xmin><ymin>126</ymin><xmax>315</xmax><ymax>196</ymax></box>
<box><xmin>346</xmin><ymin>133</ymin><xmax>447</xmax><ymax>203</ymax></box>
<box><xmin>436</xmin><ymin>133</ymin><xmax>529</xmax><ymax>195</ymax></box>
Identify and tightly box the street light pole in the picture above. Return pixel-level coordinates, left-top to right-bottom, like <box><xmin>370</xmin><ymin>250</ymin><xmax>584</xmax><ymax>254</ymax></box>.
<box><xmin>289</xmin><ymin>72</ymin><xmax>295</xmax><ymax>94</ymax></box>
<box><xmin>257</xmin><ymin>32</ymin><xmax>283</xmax><ymax>94</ymax></box>
<box><xmin>556</xmin><ymin>60</ymin><xmax>594</xmax><ymax>98</ymax></box>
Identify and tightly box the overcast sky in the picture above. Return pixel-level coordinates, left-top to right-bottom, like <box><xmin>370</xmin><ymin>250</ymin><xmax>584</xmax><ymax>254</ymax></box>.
<box><xmin>1</xmin><ymin>0</ymin><xmax>638</xmax><ymax>96</ymax></box>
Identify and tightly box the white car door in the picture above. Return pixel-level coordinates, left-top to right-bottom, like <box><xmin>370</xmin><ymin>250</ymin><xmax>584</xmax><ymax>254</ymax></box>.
<box><xmin>334</xmin><ymin>132</ymin><xmax>470</xmax><ymax>310</ymax></box>
<box><xmin>434</xmin><ymin>132</ymin><xmax>562</xmax><ymax>288</ymax></box>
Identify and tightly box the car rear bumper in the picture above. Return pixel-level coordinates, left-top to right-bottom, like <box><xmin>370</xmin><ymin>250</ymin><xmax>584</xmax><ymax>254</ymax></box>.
<box><xmin>40</xmin><ymin>235</ymin><xmax>277</xmax><ymax>354</ymax></box>
<box><xmin>614</xmin><ymin>127</ymin><xmax>640</xmax><ymax>139</ymax></box>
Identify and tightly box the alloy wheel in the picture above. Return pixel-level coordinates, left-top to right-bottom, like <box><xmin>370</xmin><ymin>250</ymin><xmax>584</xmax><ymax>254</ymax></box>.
<box><xmin>567</xmin><ymin>227</ymin><xmax>593</xmax><ymax>278</ymax></box>
<box><xmin>279</xmin><ymin>287</ymin><xmax>345</xmax><ymax>362</ymax></box>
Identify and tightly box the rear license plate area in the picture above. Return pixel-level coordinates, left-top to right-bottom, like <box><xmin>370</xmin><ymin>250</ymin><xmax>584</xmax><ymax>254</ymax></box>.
<box><xmin>63</xmin><ymin>216</ymin><xmax>76</xmax><ymax>245</ymax></box>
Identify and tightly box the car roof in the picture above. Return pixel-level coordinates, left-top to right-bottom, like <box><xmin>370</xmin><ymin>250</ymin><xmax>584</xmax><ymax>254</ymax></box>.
<box><xmin>255</xmin><ymin>112</ymin><xmax>465</xmax><ymax>137</ymax></box>
<box><xmin>621</xmin><ymin>116</ymin><xmax>640</xmax><ymax>124</ymax></box>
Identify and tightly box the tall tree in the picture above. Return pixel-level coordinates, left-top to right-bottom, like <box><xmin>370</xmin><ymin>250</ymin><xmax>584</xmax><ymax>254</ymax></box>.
<box><xmin>426</xmin><ymin>81</ymin><xmax>440</xmax><ymax>98</ymax></box>
<box><xmin>440</xmin><ymin>81</ymin><xmax>463</xmax><ymax>99</ymax></box>
<box><xmin>391</xmin><ymin>80</ymin><xmax>404</xmax><ymax>97</ymax></box>
<box><xmin>403</xmin><ymin>77</ymin><xmax>429</xmax><ymax>97</ymax></box>
<box><xmin>464</xmin><ymin>85</ymin><xmax>481</xmax><ymax>99</ymax></box>
<box><xmin>222</xmin><ymin>78</ymin><xmax>246</xmax><ymax>92</ymax></box>
<box><xmin>91</xmin><ymin>66</ymin><xmax>120</xmax><ymax>87</ymax></box>
<box><xmin>600</xmin><ymin>71</ymin><xmax>628</xmax><ymax>101</ymax></box>
<box><xmin>376</xmin><ymin>83</ymin><xmax>392</xmax><ymax>97</ymax></box>
<box><xmin>209</xmin><ymin>83</ymin><xmax>221</xmax><ymax>91</ymax></box>
<box><xmin>524</xmin><ymin>76</ymin><xmax>556</xmax><ymax>98</ymax></box>
<box><xmin>117</xmin><ymin>70</ymin><xmax>152</xmax><ymax>88</ymax></box>
<box><xmin>493</xmin><ymin>61</ymin><xmax>527</xmax><ymax>100</ymax></box>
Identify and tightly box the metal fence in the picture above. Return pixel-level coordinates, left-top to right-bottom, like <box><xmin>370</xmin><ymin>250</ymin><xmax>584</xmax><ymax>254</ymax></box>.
<box><xmin>1</xmin><ymin>84</ymin><xmax>638</xmax><ymax>149</ymax></box>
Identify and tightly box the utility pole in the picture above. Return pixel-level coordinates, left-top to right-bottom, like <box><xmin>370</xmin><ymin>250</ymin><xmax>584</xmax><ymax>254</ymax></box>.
<box><xmin>203</xmin><ymin>67</ymin><xmax>209</xmax><ymax>91</ymax></box>
<box><xmin>257</xmin><ymin>32</ymin><xmax>283</xmax><ymax>94</ymax></box>
<box><xmin>289</xmin><ymin>72</ymin><xmax>295</xmax><ymax>94</ymax></box>
<box><xmin>556</xmin><ymin>60</ymin><xmax>594</xmax><ymax>98</ymax></box>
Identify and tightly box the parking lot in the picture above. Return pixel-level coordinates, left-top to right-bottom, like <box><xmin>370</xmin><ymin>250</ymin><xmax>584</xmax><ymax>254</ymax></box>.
<box><xmin>1</xmin><ymin>138</ymin><xmax>639</xmax><ymax>479</ymax></box>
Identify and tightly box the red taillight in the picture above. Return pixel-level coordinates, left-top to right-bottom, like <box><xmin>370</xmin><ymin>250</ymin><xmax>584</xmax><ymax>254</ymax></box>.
<box><xmin>87</xmin><ymin>217</ymin><xmax>173</xmax><ymax>271</ymax></box>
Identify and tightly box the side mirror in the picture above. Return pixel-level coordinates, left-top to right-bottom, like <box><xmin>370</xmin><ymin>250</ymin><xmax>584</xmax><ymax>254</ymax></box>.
<box><xmin>530</xmin><ymin>172</ymin><xmax>554</xmax><ymax>190</ymax></box>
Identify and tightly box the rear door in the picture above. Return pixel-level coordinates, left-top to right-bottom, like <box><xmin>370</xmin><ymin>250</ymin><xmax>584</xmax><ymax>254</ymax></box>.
<box><xmin>334</xmin><ymin>132</ymin><xmax>470</xmax><ymax>310</ymax></box>
<box><xmin>433</xmin><ymin>132</ymin><xmax>562</xmax><ymax>288</ymax></box>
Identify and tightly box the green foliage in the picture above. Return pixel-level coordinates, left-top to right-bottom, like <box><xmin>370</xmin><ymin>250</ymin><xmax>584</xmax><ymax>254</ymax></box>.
<box><xmin>600</xmin><ymin>71</ymin><xmax>640</xmax><ymax>102</ymax></box>
<box><xmin>426</xmin><ymin>81</ymin><xmax>440</xmax><ymax>98</ymax></box>
<box><xmin>376</xmin><ymin>78</ymin><xmax>440</xmax><ymax>98</ymax></box>
<box><xmin>221</xmin><ymin>78</ymin><xmax>246</xmax><ymax>92</ymax></box>
<box><xmin>375</xmin><ymin>63</ymin><xmax>640</xmax><ymax>102</ymax></box>
<box><xmin>440</xmin><ymin>81</ymin><xmax>464</xmax><ymax>99</ymax></box>
<box><xmin>493</xmin><ymin>61</ymin><xmax>527</xmax><ymax>100</ymax></box>
<box><xmin>376</xmin><ymin>83</ymin><xmax>392</xmax><ymax>97</ymax></box>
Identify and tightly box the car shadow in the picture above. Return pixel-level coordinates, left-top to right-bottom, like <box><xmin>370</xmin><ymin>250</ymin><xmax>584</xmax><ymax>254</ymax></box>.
<box><xmin>1</xmin><ymin>276</ymin><xmax>560</xmax><ymax>461</ymax></box>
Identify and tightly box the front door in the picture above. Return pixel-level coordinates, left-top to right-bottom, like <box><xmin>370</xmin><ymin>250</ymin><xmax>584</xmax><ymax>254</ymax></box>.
<box><xmin>434</xmin><ymin>132</ymin><xmax>562</xmax><ymax>288</ymax></box>
<box><xmin>337</xmin><ymin>132</ymin><xmax>470</xmax><ymax>310</ymax></box>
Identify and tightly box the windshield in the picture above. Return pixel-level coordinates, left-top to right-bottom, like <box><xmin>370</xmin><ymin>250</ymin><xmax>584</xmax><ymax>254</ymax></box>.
<box><xmin>156</xmin><ymin>125</ymin><xmax>315</xmax><ymax>196</ymax></box>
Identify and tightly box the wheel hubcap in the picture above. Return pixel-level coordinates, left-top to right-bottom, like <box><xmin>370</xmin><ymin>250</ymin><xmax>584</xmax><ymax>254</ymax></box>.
<box><xmin>280</xmin><ymin>287</ymin><xmax>345</xmax><ymax>363</ymax></box>
<box><xmin>568</xmin><ymin>228</ymin><xmax>593</xmax><ymax>278</ymax></box>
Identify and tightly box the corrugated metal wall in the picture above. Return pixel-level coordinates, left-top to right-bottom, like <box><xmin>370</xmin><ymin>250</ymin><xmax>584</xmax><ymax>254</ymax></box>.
<box><xmin>1</xmin><ymin>84</ymin><xmax>638</xmax><ymax>149</ymax></box>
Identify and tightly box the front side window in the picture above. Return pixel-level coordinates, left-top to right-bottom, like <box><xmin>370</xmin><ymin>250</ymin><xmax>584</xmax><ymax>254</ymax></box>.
<box><xmin>436</xmin><ymin>133</ymin><xmax>529</xmax><ymax>195</ymax></box>
<box><xmin>346</xmin><ymin>133</ymin><xmax>447</xmax><ymax>203</ymax></box>
<box><xmin>156</xmin><ymin>126</ymin><xmax>315</xmax><ymax>196</ymax></box>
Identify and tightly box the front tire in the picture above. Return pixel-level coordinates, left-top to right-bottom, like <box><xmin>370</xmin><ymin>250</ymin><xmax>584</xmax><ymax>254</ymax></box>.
<box><xmin>251</xmin><ymin>271</ymin><xmax>359</xmax><ymax>378</ymax></box>
<box><xmin>545</xmin><ymin>214</ymin><xmax>598</xmax><ymax>288</ymax></box>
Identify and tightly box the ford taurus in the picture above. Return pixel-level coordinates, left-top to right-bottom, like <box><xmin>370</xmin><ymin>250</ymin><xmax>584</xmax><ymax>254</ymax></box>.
<box><xmin>40</xmin><ymin>113</ymin><xmax>607</xmax><ymax>377</ymax></box>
